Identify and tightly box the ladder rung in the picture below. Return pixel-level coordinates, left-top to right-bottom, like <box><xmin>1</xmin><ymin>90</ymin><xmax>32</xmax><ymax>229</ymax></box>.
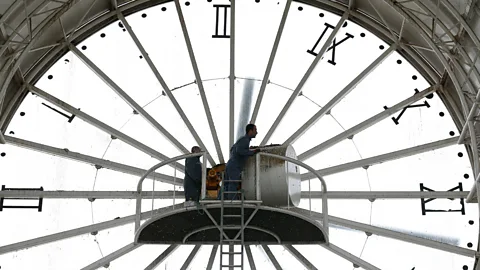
<box><xmin>223</xmin><ymin>215</ymin><xmax>242</xmax><ymax>218</ymax></box>
<box><xmin>221</xmin><ymin>265</ymin><xmax>242</xmax><ymax>267</ymax></box>
<box><xmin>221</xmin><ymin>252</ymin><xmax>242</xmax><ymax>254</ymax></box>
<box><xmin>223</xmin><ymin>180</ymin><xmax>242</xmax><ymax>182</ymax></box>
<box><xmin>222</xmin><ymin>191</ymin><xmax>242</xmax><ymax>194</ymax></box>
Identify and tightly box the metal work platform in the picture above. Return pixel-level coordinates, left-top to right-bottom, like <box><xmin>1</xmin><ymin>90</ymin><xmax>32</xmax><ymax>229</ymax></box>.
<box><xmin>134</xmin><ymin>204</ymin><xmax>328</xmax><ymax>245</ymax></box>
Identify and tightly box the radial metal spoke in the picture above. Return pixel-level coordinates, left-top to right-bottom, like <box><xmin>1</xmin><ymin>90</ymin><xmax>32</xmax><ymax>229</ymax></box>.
<box><xmin>250</xmin><ymin>0</ymin><xmax>292</xmax><ymax>124</ymax></box>
<box><xmin>0</xmin><ymin>190</ymin><xmax>184</xmax><ymax>199</ymax></box>
<box><xmin>0</xmin><ymin>203</ymin><xmax>182</xmax><ymax>255</ymax></box>
<box><xmin>284</xmin><ymin>43</ymin><xmax>397</xmax><ymax>146</ymax></box>
<box><xmin>68</xmin><ymin>43</ymin><xmax>191</xmax><ymax>157</ymax></box>
<box><xmin>206</xmin><ymin>245</ymin><xmax>218</xmax><ymax>270</ymax></box>
<box><xmin>245</xmin><ymin>245</ymin><xmax>257</xmax><ymax>270</ymax></box>
<box><xmin>4</xmin><ymin>135</ymin><xmax>181</xmax><ymax>185</ymax></box>
<box><xmin>0</xmin><ymin>131</ymin><xmax>5</xmax><ymax>144</ymax></box>
<box><xmin>27</xmin><ymin>84</ymin><xmax>185</xmax><ymax>172</ymax></box>
<box><xmin>322</xmin><ymin>243</ymin><xmax>380</xmax><ymax>270</ymax></box>
<box><xmin>283</xmin><ymin>245</ymin><xmax>318</xmax><ymax>270</ymax></box>
<box><xmin>300</xmin><ymin>191</ymin><xmax>468</xmax><ymax>199</ymax></box>
<box><xmin>229</xmin><ymin>0</ymin><xmax>236</xmax><ymax>147</ymax></box>
<box><xmin>260</xmin><ymin>11</ymin><xmax>349</xmax><ymax>146</ymax></box>
<box><xmin>81</xmin><ymin>242</ymin><xmax>142</xmax><ymax>270</ymax></box>
<box><xmin>298</xmin><ymin>85</ymin><xmax>437</xmax><ymax>161</ymax></box>
<box><xmin>144</xmin><ymin>245</ymin><xmax>178</xmax><ymax>270</ymax></box>
<box><xmin>173</xmin><ymin>0</ymin><xmax>224</xmax><ymax>163</ymax></box>
<box><xmin>115</xmin><ymin>15</ymin><xmax>217</xmax><ymax>166</ymax></box>
<box><xmin>262</xmin><ymin>245</ymin><xmax>283</xmax><ymax>270</ymax></box>
<box><xmin>180</xmin><ymin>245</ymin><xmax>201</xmax><ymax>270</ymax></box>
<box><xmin>301</xmin><ymin>136</ymin><xmax>458</xmax><ymax>180</ymax></box>
<box><xmin>291</xmin><ymin>208</ymin><xmax>477</xmax><ymax>257</ymax></box>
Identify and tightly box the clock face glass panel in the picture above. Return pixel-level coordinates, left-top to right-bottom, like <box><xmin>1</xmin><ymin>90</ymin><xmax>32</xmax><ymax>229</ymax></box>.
<box><xmin>0</xmin><ymin>1</ymin><xmax>477</xmax><ymax>269</ymax></box>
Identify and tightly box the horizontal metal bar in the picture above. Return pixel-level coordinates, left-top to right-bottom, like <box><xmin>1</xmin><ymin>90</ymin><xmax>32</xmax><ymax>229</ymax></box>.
<box><xmin>300</xmin><ymin>191</ymin><xmax>468</xmax><ymax>199</ymax></box>
<box><xmin>298</xmin><ymin>86</ymin><xmax>437</xmax><ymax>161</ymax></box>
<box><xmin>301</xmin><ymin>136</ymin><xmax>459</xmax><ymax>180</ymax></box>
<box><xmin>291</xmin><ymin>208</ymin><xmax>478</xmax><ymax>258</ymax></box>
<box><xmin>4</xmin><ymin>135</ymin><xmax>181</xmax><ymax>185</ymax></box>
<box><xmin>27</xmin><ymin>84</ymin><xmax>185</xmax><ymax>172</ymax></box>
<box><xmin>0</xmin><ymin>190</ymin><xmax>184</xmax><ymax>199</ymax></box>
<box><xmin>0</xmin><ymin>190</ymin><xmax>466</xmax><ymax>200</ymax></box>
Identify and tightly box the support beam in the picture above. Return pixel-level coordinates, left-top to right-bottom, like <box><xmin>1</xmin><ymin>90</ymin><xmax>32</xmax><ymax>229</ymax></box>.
<box><xmin>0</xmin><ymin>190</ymin><xmax>184</xmax><ymax>199</ymax></box>
<box><xmin>67</xmin><ymin>44</ymin><xmax>193</xmax><ymax>161</ymax></box>
<box><xmin>180</xmin><ymin>245</ymin><xmax>201</xmax><ymax>270</ymax></box>
<box><xmin>81</xmin><ymin>242</ymin><xmax>141</xmax><ymax>270</ymax></box>
<box><xmin>174</xmin><ymin>0</ymin><xmax>224</xmax><ymax>163</ymax></box>
<box><xmin>300</xmin><ymin>191</ymin><xmax>468</xmax><ymax>199</ymax></box>
<box><xmin>260</xmin><ymin>11</ymin><xmax>349</xmax><ymax>146</ymax></box>
<box><xmin>0</xmin><ymin>203</ymin><xmax>182</xmax><ymax>255</ymax></box>
<box><xmin>291</xmin><ymin>208</ymin><xmax>478</xmax><ymax>258</ymax></box>
<box><xmin>322</xmin><ymin>243</ymin><xmax>380</xmax><ymax>270</ymax></box>
<box><xmin>114</xmin><ymin>15</ymin><xmax>216</xmax><ymax>166</ymax></box>
<box><xmin>245</xmin><ymin>245</ymin><xmax>256</xmax><ymax>270</ymax></box>
<box><xmin>284</xmin><ymin>245</ymin><xmax>318</xmax><ymax>270</ymax></box>
<box><xmin>284</xmin><ymin>43</ymin><xmax>397</xmax><ymax>145</ymax></box>
<box><xmin>206</xmin><ymin>245</ymin><xmax>218</xmax><ymax>270</ymax></box>
<box><xmin>144</xmin><ymin>245</ymin><xmax>179</xmax><ymax>270</ymax></box>
<box><xmin>110</xmin><ymin>0</ymin><xmax>117</xmax><ymax>10</ymax></box>
<box><xmin>0</xmin><ymin>190</ymin><xmax>466</xmax><ymax>200</ymax></box>
<box><xmin>229</xmin><ymin>0</ymin><xmax>236</xmax><ymax>147</ymax></box>
<box><xmin>27</xmin><ymin>84</ymin><xmax>185</xmax><ymax>172</ymax></box>
<box><xmin>262</xmin><ymin>245</ymin><xmax>283</xmax><ymax>270</ymax></box>
<box><xmin>467</xmin><ymin>182</ymin><xmax>477</xmax><ymax>203</ymax></box>
<box><xmin>250</xmin><ymin>0</ymin><xmax>292</xmax><ymax>124</ymax></box>
<box><xmin>298</xmin><ymin>86</ymin><xmax>437</xmax><ymax>161</ymax></box>
<box><xmin>4</xmin><ymin>135</ymin><xmax>181</xmax><ymax>185</ymax></box>
<box><xmin>301</xmin><ymin>136</ymin><xmax>458</xmax><ymax>180</ymax></box>
<box><xmin>0</xmin><ymin>131</ymin><xmax>5</xmax><ymax>144</ymax></box>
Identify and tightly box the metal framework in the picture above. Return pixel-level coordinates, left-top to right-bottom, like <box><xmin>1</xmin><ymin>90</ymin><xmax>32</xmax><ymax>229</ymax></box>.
<box><xmin>0</xmin><ymin>0</ymin><xmax>480</xmax><ymax>269</ymax></box>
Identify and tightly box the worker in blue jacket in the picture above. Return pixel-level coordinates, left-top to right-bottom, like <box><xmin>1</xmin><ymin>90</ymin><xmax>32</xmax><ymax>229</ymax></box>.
<box><xmin>221</xmin><ymin>124</ymin><xmax>260</xmax><ymax>200</ymax></box>
<box><xmin>184</xmin><ymin>146</ymin><xmax>202</xmax><ymax>207</ymax></box>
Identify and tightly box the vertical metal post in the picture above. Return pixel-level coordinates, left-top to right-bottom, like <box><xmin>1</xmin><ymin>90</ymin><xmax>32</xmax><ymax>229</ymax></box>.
<box><xmin>173</xmin><ymin>165</ymin><xmax>176</xmax><ymax>209</ymax></box>
<box><xmin>255</xmin><ymin>154</ymin><xmax>261</xmax><ymax>201</ymax></box>
<box><xmin>201</xmin><ymin>152</ymin><xmax>207</xmax><ymax>200</ymax></box>
<box><xmin>287</xmin><ymin>172</ymin><xmax>290</xmax><ymax>209</ymax></box>
<box><xmin>308</xmin><ymin>178</ymin><xmax>311</xmax><ymax>215</ymax></box>
<box><xmin>229</xmin><ymin>0</ymin><xmax>236</xmax><ymax>148</ymax></box>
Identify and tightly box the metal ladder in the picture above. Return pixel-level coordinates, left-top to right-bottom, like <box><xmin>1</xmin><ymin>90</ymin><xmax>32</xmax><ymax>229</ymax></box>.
<box><xmin>219</xmin><ymin>179</ymin><xmax>245</xmax><ymax>270</ymax></box>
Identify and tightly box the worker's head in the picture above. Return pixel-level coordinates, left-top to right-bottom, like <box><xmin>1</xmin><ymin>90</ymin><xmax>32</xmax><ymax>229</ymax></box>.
<box><xmin>245</xmin><ymin>124</ymin><xmax>257</xmax><ymax>138</ymax></box>
<box><xmin>191</xmin><ymin>146</ymin><xmax>201</xmax><ymax>153</ymax></box>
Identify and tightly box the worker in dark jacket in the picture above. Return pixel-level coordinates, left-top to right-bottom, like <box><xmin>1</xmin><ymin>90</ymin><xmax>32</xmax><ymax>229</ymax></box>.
<box><xmin>184</xmin><ymin>146</ymin><xmax>202</xmax><ymax>207</ymax></box>
<box><xmin>221</xmin><ymin>124</ymin><xmax>260</xmax><ymax>200</ymax></box>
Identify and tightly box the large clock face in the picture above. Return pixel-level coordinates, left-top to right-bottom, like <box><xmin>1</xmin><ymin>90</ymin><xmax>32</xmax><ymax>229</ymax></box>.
<box><xmin>0</xmin><ymin>0</ymin><xmax>477</xmax><ymax>269</ymax></box>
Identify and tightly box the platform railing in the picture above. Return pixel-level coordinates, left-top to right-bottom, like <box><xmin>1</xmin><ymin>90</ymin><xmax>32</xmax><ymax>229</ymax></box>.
<box><xmin>134</xmin><ymin>151</ymin><xmax>329</xmax><ymax>235</ymax></box>
<box><xmin>135</xmin><ymin>152</ymin><xmax>207</xmax><ymax>232</ymax></box>
<box><xmin>257</xmin><ymin>152</ymin><xmax>329</xmax><ymax>234</ymax></box>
